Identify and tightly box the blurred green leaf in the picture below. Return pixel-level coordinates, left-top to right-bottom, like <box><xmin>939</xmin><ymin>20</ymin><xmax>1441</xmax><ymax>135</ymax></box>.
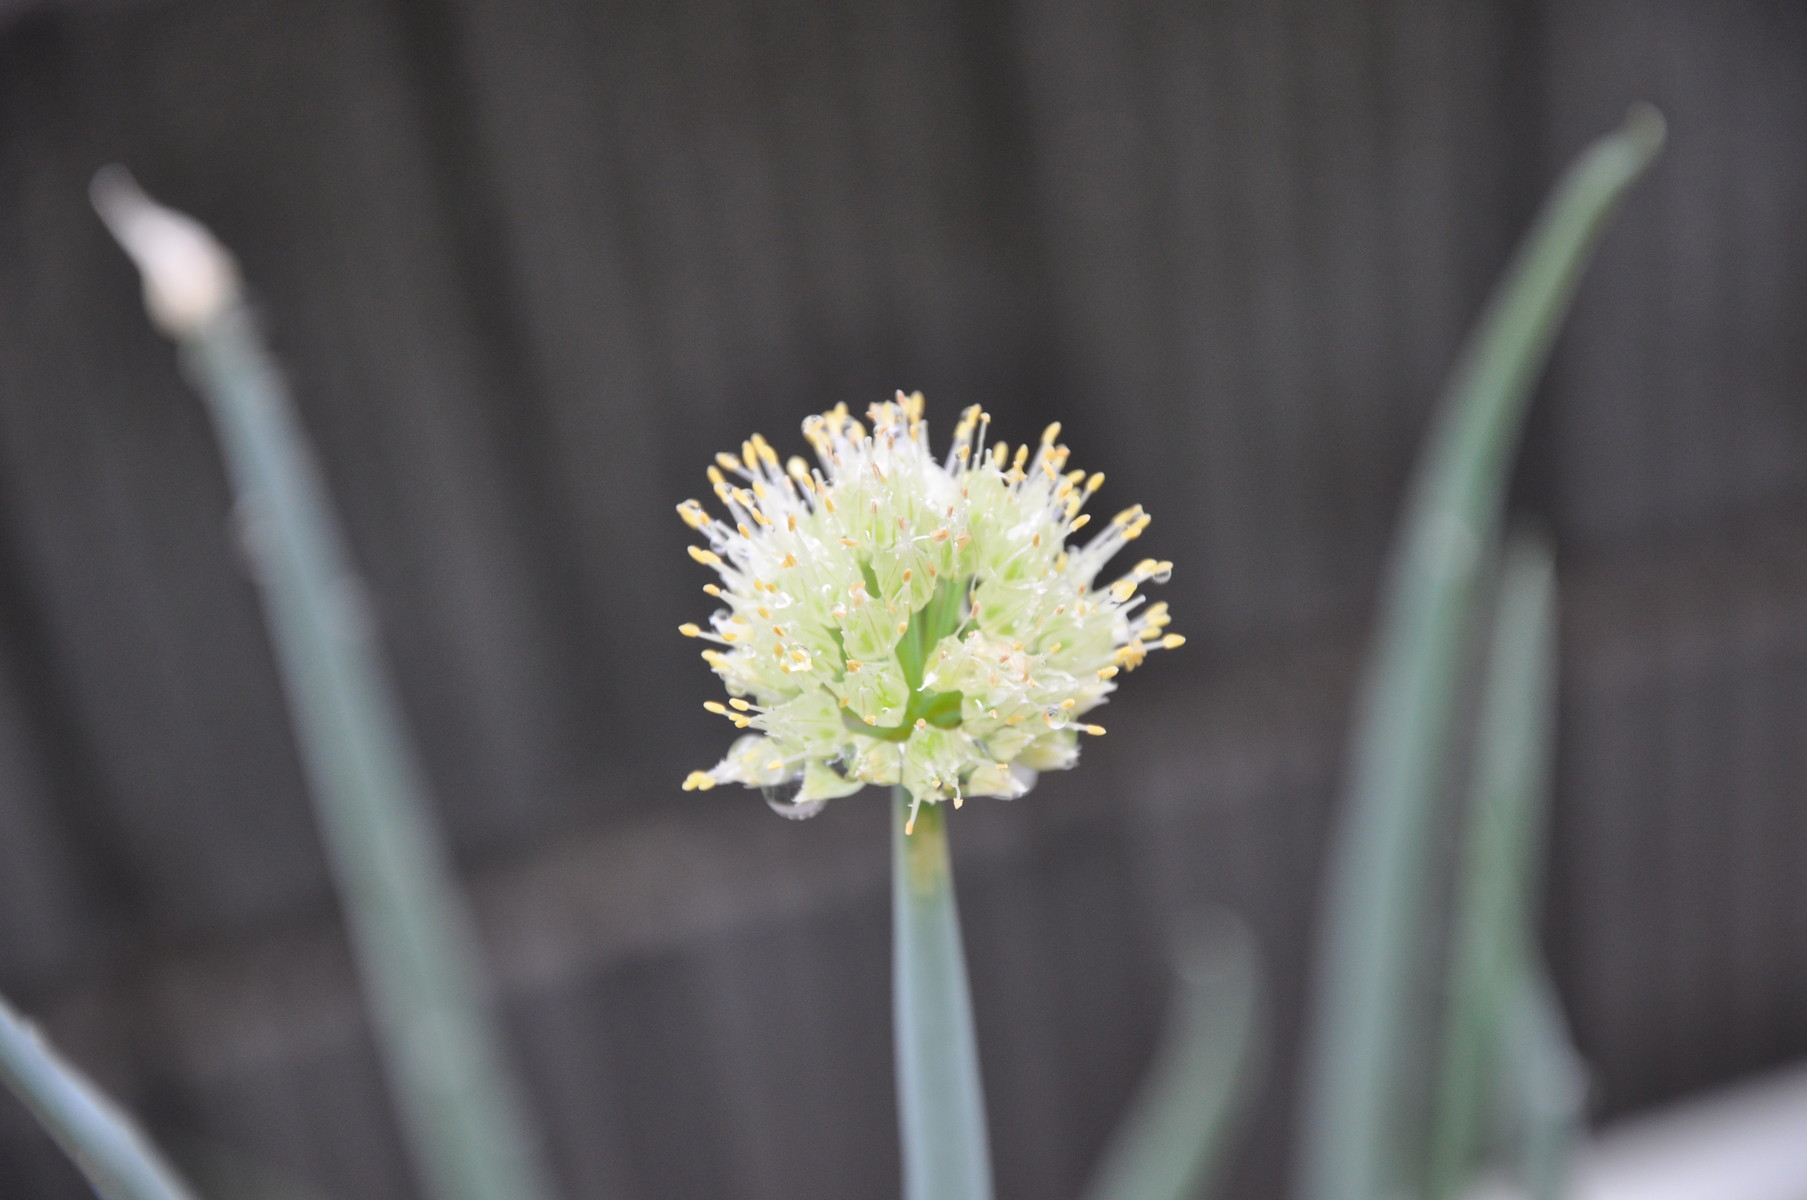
<box><xmin>1502</xmin><ymin>971</ymin><xmax>1587</xmax><ymax>1200</ymax></box>
<box><xmin>1424</xmin><ymin>536</ymin><xmax>1558</xmax><ymax>1200</ymax></box>
<box><xmin>1081</xmin><ymin>915</ymin><xmax>1262</xmax><ymax>1200</ymax></box>
<box><xmin>893</xmin><ymin>790</ymin><xmax>994</xmax><ymax>1200</ymax></box>
<box><xmin>94</xmin><ymin>172</ymin><xmax>556</xmax><ymax>1200</ymax></box>
<box><xmin>1296</xmin><ymin>106</ymin><xmax>1663</xmax><ymax>1200</ymax></box>
<box><xmin>0</xmin><ymin>991</ymin><xmax>202</xmax><ymax>1200</ymax></box>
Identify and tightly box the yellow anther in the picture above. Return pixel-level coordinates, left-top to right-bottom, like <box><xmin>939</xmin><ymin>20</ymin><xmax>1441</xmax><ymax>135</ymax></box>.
<box><xmin>1097</xmin><ymin>666</ymin><xmax>1119</xmax><ymax>680</ymax></box>
<box><xmin>897</xmin><ymin>621</ymin><xmax>909</xmax><ymax>634</ymax></box>
<box><xmin>787</xmin><ymin>514</ymin><xmax>797</xmax><ymax>531</ymax></box>
<box><xmin>1041</xmin><ymin>422</ymin><xmax>1061</xmax><ymax>446</ymax></box>
<box><xmin>704</xmin><ymin>701</ymin><xmax>729</xmax><ymax>715</ymax></box>
<box><xmin>703</xmin><ymin>583</ymin><xmax>722</xmax><ymax>596</ymax></box>
<box><xmin>1070</xmin><ymin>513</ymin><xmax>1091</xmax><ymax>531</ymax></box>
<box><xmin>1112</xmin><ymin>505</ymin><xmax>1142</xmax><ymax>526</ymax></box>
<box><xmin>781</xmin><ymin>553</ymin><xmax>798</xmax><ymax>568</ymax></box>
<box><xmin>902</xmin><ymin>569</ymin><xmax>913</xmax><ymax>584</ymax></box>
<box><xmin>864</xmin><ymin>715</ymin><xmax>878</xmax><ymax>726</ymax></box>
<box><xmin>756</xmin><ymin>606</ymin><xmax>771</xmax><ymax>619</ymax></box>
<box><xmin>728</xmin><ymin>698</ymin><xmax>752</xmax><ymax>711</ymax></box>
<box><xmin>1083</xmin><ymin>724</ymin><xmax>1106</xmax><ymax>736</ymax></box>
<box><xmin>787</xmin><ymin>456</ymin><xmax>811</xmax><ymax>480</ymax></box>
<box><xmin>931</xmin><ymin>527</ymin><xmax>950</xmax><ymax>542</ymax></box>
<box><xmin>688</xmin><ymin>546</ymin><xmax>723</xmax><ymax>567</ymax></box>
<box><xmin>846</xmin><ymin>659</ymin><xmax>863</xmax><ymax>672</ymax></box>
<box><xmin>1005</xmin><ymin>715</ymin><xmax>1023</xmax><ymax>726</ymax></box>
<box><xmin>1012</xmin><ymin>444</ymin><xmax>1030</xmax><ymax>472</ymax></box>
<box><xmin>771</xmin><ymin>626</ymin><xmax>786</xmax><ymax>637</ymax></box>
<box><xmin>1160</xmin><ymin>634</ymin><xmax>1186</xmax><ymax>650</ymax></box>
<box><xmin>679</xmin><ymin>623</ymin><xmax>702</xmax><ymax>637</ymax></box>
<box><xmin>752</xmin><ymin>434</ymin><xmax>780</xmax><ymax>467</ymax></box>
<box><xmin>840</xmin><ymin>537</ymin><xmax>858</xmax><ymax>548</ymax></box>
<box><xmin>682</xmin><ymin>771</ymin><xmax>717</xmax><ymax>791</ymax></box>
<box><xmin>915</xmin><ymin>718</ymin><xmax>928</xmax><ymax>731</ymax></box>
<box><xmin>1134</xmin><ymin>558</ymin><xmax>1160</xmax><ymax>576</ymax></box>
<box><xmin>737</xmin><ymin>523</ymin><xmax>753</xmax><ymax>538</ymax></box>
<box><xmin>721</xmin><ymin>632</ymin><xmax>739</xmax><ymax>643</ymax></box>
<box><xmin>1110</xmin><ymin>580</ymin><xmax>1137</xmax><ymax>602</ymax></box>
<box><xmin>1060</xmin><ymin>698</ymin><xmax>1076</xmax><ymax>709</ymax></box>
<box><xmin>1086</xmin><ymin>472</ymin><xmax>1105</xmax><ymax>493</ymax></box>
<box><xmin>716</xmin><ymin>452</ymin><xmax>741</xmax><ymax>472</ymax></box>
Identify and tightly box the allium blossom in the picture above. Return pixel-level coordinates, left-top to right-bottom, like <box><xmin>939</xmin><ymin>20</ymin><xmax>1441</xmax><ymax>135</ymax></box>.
<box><xmin>679</xmin><ymin>393</ymin><xmax>1181</xmax><ymax>829</ymax></box>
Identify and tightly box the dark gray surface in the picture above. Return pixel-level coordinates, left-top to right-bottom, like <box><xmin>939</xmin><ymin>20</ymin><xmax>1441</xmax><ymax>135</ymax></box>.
<box><xmin>1</xmin><ymin>0</ymin><xmax>1805</xmax><ymax>1197</ymax></box>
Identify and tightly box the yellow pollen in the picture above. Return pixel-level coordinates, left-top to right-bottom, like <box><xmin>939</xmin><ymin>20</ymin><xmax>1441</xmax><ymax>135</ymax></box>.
<box><xmin>1111</xmin><ymin>580</ymin><xmax>1137</xmax><ymax>602</ymax></box>
<box><xmin>716</xmin><ymin>452</ymin><xmax>741</xmax><ymax>472</ymax></box>
<box><xmin>728</xmin><ymin>698</ymin><xmax>752</xmax><ymax>711</ymax></box>
<box><xmin>679</xmin><ymin>623</ymin><xmax>702</xmax><ymax>637</ymax></box>
<box><xmin>1070</xmin><ymin>513</ymin><xmax>1091</xmax><ymax>531</ymax></box>
<box><xmin>688</xmin><ymin>546</ymin><xmax>723</xmax><ymax>566</ymax></box>
<box><xmin>703</xmin><ymin>584</ymin><xmax>722</xmax><ymax>596</ymax></box>
<box><xmin>682</xmin><ymin>771</ymin><xmax>717</xmax><ymax>791</ymax></box>
<box><xmin>1160</xmin><ymin>634</ymin><xmax>1186</xmax><ymax>649</ymax></box>
<box><xmin>704</xmin><ymin>701</ymin><xmax>729</xmax><ymax>715</ymax></box>
<box><xmin>1083</xmin><ymin>724</ymin><xmax>1106</xmax><ymax>736</ymax></box>
<box><xmin>1098</xmin><ymin>666</ymin><xmax>1119</xmax><ymax>679</ymax></box>
<box><xmin>1041</xmin><ymin>421</ymin><xmax>1061</xmax><ymax>445</ymax></box>
<box><xmin>1086</xmin><ymin>473</ymin><xmax>1105</xmax><ymax>492</ymax></box>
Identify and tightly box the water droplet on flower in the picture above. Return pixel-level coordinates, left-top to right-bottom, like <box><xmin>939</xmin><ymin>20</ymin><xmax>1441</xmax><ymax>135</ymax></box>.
<box><xmin>763</xmin><ymin>782</ymin><xmax>828</xmax><ymax>820</ymax></box>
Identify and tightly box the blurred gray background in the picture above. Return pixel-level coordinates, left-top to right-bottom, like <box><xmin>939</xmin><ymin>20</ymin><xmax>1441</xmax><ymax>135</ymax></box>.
<box><xmin>1</xmin><ymin>0</ymin><xmax>1805</xmax><ymax>1197</ymax></box>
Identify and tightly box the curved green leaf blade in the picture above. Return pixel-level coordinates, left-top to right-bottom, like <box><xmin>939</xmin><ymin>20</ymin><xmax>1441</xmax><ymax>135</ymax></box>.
<box><xmin>0</xmin><ymin>991</ymin><xmax>201</xmax><ymax>1200</ymax></box>
<box><xmin>1296</xmin><ymin>107</ymin><xmax>1663</xmax><ymax>1200</ymax></box>
<box><xmin>1424</xmin><ymin>536</ymin><xmax>1559</xmax><ymax>1200</ymax></box>
<box><xmin>1082</xmin><ymin>916</ymin><xmax>1262</xmax><ymax>1200</ymax></box>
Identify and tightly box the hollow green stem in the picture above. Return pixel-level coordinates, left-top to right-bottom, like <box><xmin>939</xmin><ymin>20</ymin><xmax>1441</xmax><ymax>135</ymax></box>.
<box><xmin>1297</xmin><ymin>107</ymin><xmax>1663</xmax><ymax>1200</ymax></box>
<box><xmin>0</xmin><ymin>991</ymin><xmax>201</xmax><ymax>1200</ymax></box>
<box><xmin>93</xmin><ymin>174</ymin><xmax>556</xmax><ymax>1200</ymax></box>
<box><xmin>892</xmin><ymin>789</ymin><xmax>993</xmax><ymax>1200</ymax></box>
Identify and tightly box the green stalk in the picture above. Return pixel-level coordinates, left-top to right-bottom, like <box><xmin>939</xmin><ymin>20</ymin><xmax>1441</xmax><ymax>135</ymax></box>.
<box><xmin>0</xmin><ymin>991</ymin><xmax>201</xmax><ymax>1200</ymax></box>
<box><xmin>1081</xmin><ymin>918</ymin><xmax>1261</xmax><ymax>1200</ymax></box>
<box><xmin>1423</xmin><ymin>537</ymin><xmax>1558</xmax><ymax>1200</ymax></box>
<box><xmin>1296</xmin><ymin>107</ymin><xmax>1663</xmax><ymax>1200</ymax></box>
<box><xmin>892</xmin><ymin>789</ymin><xmax>993</xmax><ymax>1200</ymax></box>
<box><xmin>94</xmin><ymin>172</ymin><xmax>556</xmax><ymax>1200</ymax></box>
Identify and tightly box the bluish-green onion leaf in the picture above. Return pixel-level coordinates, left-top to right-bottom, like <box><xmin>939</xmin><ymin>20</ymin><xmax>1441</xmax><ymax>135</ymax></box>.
<box><xmin>1424</xmin><ymin>535</ymin><xmax>1559</xmax><ymax>1200</ymax></box>
<box><xmin>1081</xmin><ymin>915</ymin><xmax>1262</xmax><ymax>1200</ymax></box>
<box><xmin>0</xmin><ymin>990</ymin><xmax>202</xmax><ymax>1200</ymax></box>
<box><xmin>1296</xmin><ymin>106</ymin><xmax>1663</xmax><ymax>1200</ymax></box>
<box><xmin>93</xmin><ymin>169</ymin><xmax>557</xmax><ymax>1200</ymax></box>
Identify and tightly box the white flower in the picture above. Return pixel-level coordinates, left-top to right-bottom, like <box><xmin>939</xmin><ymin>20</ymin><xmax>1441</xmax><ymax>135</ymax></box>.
<box><xmin>679</xmin><ymin>392</ymin><xmax>1181</xmax><ymax>829</ymax></box>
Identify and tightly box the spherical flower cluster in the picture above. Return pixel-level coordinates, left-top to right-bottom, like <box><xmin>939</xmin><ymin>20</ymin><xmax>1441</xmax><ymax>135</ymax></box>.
<box><xmin>678</xmin><ymin>392</ymin><xmax>1180</xmax><ymax>829</ymax></box>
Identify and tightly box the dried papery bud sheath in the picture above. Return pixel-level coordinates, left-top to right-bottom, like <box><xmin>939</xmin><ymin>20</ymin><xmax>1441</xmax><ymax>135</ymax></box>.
<box><xmin>679</xmin><ymin>391</ymin><xmax>1180</xmax><ymax>828</ymax></box>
